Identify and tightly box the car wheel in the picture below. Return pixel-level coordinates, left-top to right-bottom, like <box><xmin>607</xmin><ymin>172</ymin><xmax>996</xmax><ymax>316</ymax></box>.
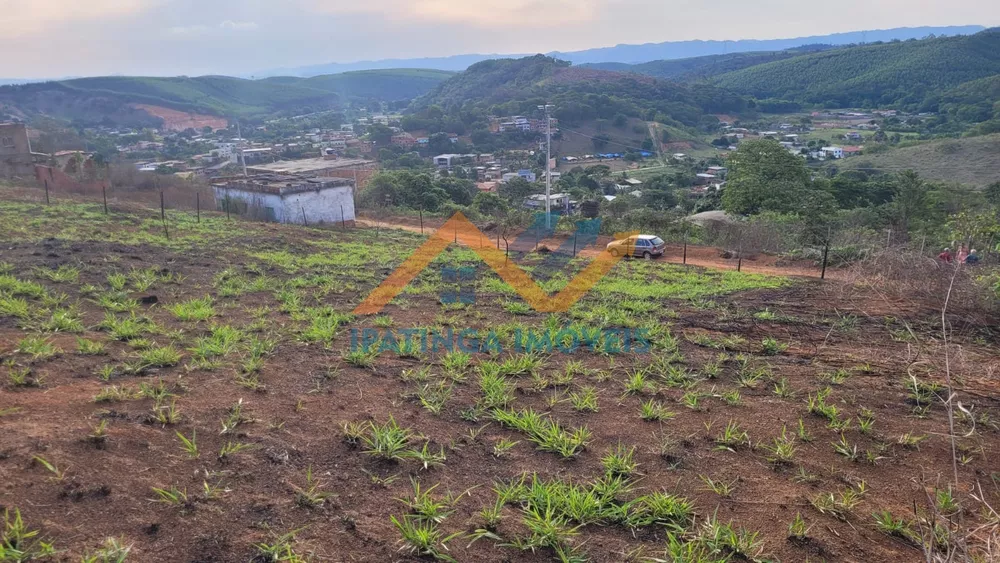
<box><xmin>610</xmin><ymin>248</ymin><xmax>619</xmax><ymax>257</ymax></box>
<box><xmin>643</xmin><ymin>251</ymin><xmax>651</xmax><ymax>259</ymax></box>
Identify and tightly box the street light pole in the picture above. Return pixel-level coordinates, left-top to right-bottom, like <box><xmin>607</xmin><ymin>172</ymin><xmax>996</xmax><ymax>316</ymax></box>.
<box><xmin>539</xmin><ymin>104</ymin><xmax>553</xmax><ymax>230</ymax></box>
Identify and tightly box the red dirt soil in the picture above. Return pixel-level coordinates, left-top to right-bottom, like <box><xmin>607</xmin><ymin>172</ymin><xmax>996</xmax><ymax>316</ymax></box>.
<box><xmin>132</xmin><ymin>104</ymin><xmax>228</xmax><ymax>131</ymax></box>
<box><xmin>0</xmin><ymin>204</ymin><xmax>998</xmax><ymax>562</ymax></box>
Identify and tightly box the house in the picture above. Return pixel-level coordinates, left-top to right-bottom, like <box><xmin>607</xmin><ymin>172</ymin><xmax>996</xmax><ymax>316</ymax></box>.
<box><xmin>707</xmin><ymin>166</ymin><xmax>727</xmax><ymax>176</ymax></box>
<box><xmin>843</xmin><ymin>132</ymin><xmax>863</xmax><ymax>141</ymax></box>
<box><xmin>695</xmin><ymin>173</ymin><xmax>717</xmax><ymax>184</ymax></box>
<box><xmin>212</xmin><ymin>174</ymin><xmax>356</xmax><ymax>225</ymax></box>
<box><xmin>517</xmin><ymin>169</ymin><xmax>536</xmax><ymax>182</ymax></box>
<box><xmin>672</xmin><ymin>153</ymin><xmax>687</xmax><ymax>159</ymax></box>
<box><xmin>841</xmin><ymin>146</ymin><xmax>863</xmax><ymax>156</ymax></box>
<box><xmin>760</xmin><ymin>131</ymin><xmax>779</xmax><ymax>138</ymax></box>
<box><xmin>247</xmin><ymin>156</ymin><xmax>375</xmax><ymax>177</ymax></box>
<box><xmin>524</xmin><ymin>193</ymin><xmax>571</xmax><ymax>210</ymax></box>
<box><xmin>391</xmin><ymin>133</ymin><xmax>416</xmax><ymax>148</ymax></box>
<box><xmin>433</xmin><ymin>154</ymin><xmax>475</xmax><ymax>168</ymax></box>
<box><xmin>783</xmin><ymin>134</ymin><xmax>799</xmax><ymax>143</ymax></box>
<box><xmin>240</xmin><ymin>147</ymin><xmax>272</xmax><ymax>163</ymax></box>
<box><xmin>476</xmin><ymin>181</ymin><xmax>498</xmax><ymax>192</ymax></box>
<box><xmin>820</xmin><ymin>146</ymin><xmax>844</xmax><ymax>159</ymax></box>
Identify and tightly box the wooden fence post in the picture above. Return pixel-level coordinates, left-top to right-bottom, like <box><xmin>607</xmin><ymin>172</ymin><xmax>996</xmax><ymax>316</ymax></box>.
<box><xmin>160</xmin><ymin>191</ymin><xmax>169</xmax><ymax>240</ymax></box>
<box><xmin>44</xmin><ymin>180</ymin><xmax>50</xmax><ymax>204</ymax></box>
<box><xmin>682</xmin><ymin>227</ymin><xmax>688</xmax><ymax>266</ymax></box>
<box><xmin>102</xmin><ymin>186</ymin><xmax>108</xmax><ymax>215</ymax></box>
<box><xmin>196</xmin><ymin>192</ymin><xmax>200</xmax><ymax>223</ymax></box>
<box><xmin>821</xmin><ymin>237</ymin><xmax>830</xmax><ymax>280</ymax></box>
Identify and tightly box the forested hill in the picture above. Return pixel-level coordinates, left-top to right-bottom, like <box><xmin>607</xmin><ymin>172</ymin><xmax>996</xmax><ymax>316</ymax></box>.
<box><xmin>710</xmin><ymin>28</ymin><xmax>1000</xmax><ymax>110</ymax></box>
<box><xmin>411</xmin><ymin>55</ymin><xmax>749</xmax><ymax>129</ymax></box>
<box><xmin>0</xmin><ymin>69</ymin><xmax>452</xmax><ymax>124</ymax></box>
<box><xmin>581</xmin><ymin>46</ymin><xmax>835</xmax><ymax>82</ymax></box>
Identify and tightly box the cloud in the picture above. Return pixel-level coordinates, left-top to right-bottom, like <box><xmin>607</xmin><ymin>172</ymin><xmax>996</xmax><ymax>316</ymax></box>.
<box><xmin>168</xmin><ymin>24</ymin><xmax>210</xmax><ymax>35</ymax></box>
<box><xmin>301</xmin><ymin>0</ymin><xmax>601</xmax><ymax>26</ymax></box>
<box><xmin>0</xmin><ymin>0</ymin><xmax>160</xmax><ymax>37</ymax></box>
<box><xmin>220</xmin><ymin>20</ymin><xmax>258</xmax><ymax>30</ymax></box>
<box><xmin>167</xmin><ymin>20</ymin><xmax>257</xmax><ymax>36</ymax></box>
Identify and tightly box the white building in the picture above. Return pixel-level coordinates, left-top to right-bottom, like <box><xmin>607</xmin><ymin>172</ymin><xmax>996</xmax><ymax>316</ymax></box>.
<box><xmin>433</xmin><ymin>154</ymin><xmax>475</xmax><ymax>168</ymax></box>
<box><xmin>821</xmin><ymin>146</ymin><xmax>844</xmax><ymax>159</ymax></box>
<box><xmin>525</xmin><ymin>193</ymin><xmax>571</xmax><ymax>210</ymax></box>
<box><xmin>212</xmin><ymin>174</ymin><xmax>356</xmax><ymax>225</ymax></box>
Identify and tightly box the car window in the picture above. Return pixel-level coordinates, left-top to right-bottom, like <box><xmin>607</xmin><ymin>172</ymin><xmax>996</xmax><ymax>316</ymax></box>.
<box><xmin>651</xmin><ymin>237</ymin><xmax>664</xmax><ymax>245</ymax></box>
<box><xmin>636</xmin><ymin>239</ymin><xmax>648</xmax><ymax>246</ymax></box>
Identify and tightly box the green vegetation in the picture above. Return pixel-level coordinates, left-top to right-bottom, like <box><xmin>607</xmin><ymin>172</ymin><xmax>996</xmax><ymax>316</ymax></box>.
<box><xmin>713</xmin><ymin>29</ymin><xmax>1000</xmax><ymax>114</ymax></box>
<box><xmin>0</xmin><ymin>69</ymin><xmax>453</xmax><ymax>121</ymax></box>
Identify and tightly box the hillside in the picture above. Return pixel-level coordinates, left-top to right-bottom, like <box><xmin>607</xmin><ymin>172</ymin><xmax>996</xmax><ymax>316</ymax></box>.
<box><xmin>0</xmin><ymin>70</ymin><xmax>451</xmax><ymax>126</ymax></box>
<box><xmin>261</xmin><ymin>25</ymin><xmax>984</xmax><ymax>76</ymax></box>
<box><xmin>582</xmin><ymin>46</ymin><xmax>835</xmax><ymax>82</ymax></box>
<box><xmin>301</xmin><ymin>69</ymin><xmax>455</xmax><ymax>101</ymax></box>
<box><xmin>413</xmin><ymin>55</ymin><xmax>749</xmax><ymax>129</ymax></box>
<box><xmin>711</xmin><ymin>28</ymin><xmax>1000</xmax><ymax>110</ymax></box>
<box><xmin>836</xmin><ymin>134</ymin><xmax>1000</xmax><ymax>187</ymax></box>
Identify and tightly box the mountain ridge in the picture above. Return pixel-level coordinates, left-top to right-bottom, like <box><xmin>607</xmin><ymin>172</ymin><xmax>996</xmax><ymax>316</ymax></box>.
<box><xmin>258</xmin><ymin>25</ymin><xmax>984</xmax><ymax>77</ymax></box>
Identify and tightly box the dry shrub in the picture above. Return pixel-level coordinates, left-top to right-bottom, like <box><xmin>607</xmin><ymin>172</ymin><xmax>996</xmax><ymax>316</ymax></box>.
<box><xmin>842</xmin><ymin>248</ymin><xmax>998</xmax><ymax>323</ymax></box>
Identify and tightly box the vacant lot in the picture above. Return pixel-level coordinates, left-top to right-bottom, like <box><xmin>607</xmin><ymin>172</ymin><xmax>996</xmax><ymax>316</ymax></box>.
<box><xmin>837</xmin><ymin>134</ymin><xmax>1000</xmax><ymax>187</ymax></box>
<box><xmin>0</xmin><ymin>194</ymin><xmax>998</xmax><ymax>561</ymax></box>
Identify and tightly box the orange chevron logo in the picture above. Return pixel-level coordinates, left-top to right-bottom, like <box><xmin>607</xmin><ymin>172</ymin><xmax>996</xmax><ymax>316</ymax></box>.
<box><xmin>354</xmin><ymin>212</ymin><xmax>637</xmax><ymax>315</ymax></box>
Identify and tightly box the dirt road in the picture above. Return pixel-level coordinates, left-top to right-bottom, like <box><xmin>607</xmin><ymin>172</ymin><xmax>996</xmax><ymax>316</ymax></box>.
<box><xmin>355</xmin><ymin>215</ymin><xmax>838</xmax><ymax>279</ymax></box>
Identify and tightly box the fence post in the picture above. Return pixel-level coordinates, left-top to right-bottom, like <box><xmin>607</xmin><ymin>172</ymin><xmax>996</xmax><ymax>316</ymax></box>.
<box><xmin>737</xmin><ymin>239</ymin><xmax>743</xmax><ymax>272</ymax></box>
<box><xmin>102</xmin><ymin>186</ymin><xmax>108</xmax><ymax>215</ymax></box>
<box><xmin>196</xmin><ymin>192</ymin><xmax>200</xmax><ymax>223</ymax></box>
<box><xmin>341</xmin><ymin>205</ymin><xmax>346</xmax><ymax>231</ymax></box>
<box><xmin>573</xmin><ymin>231</ymin><xmax>578</xmax><ymax>257</ymax></box>
<box><xmin>821</xmin><ymin>238</ymin><xmax>830</xmax><ymax>280</ymax></box>
<box><xmin>160</xmin><ymin>191</ymin><xmax>169</xmax><ymax>240</ymax></box>
<box><xmin>300</xmin><ymin>204</ymin><xmax>307</xmax><ymax>226</ymax></box>
<box><xmin>225</xmin><ymin>188</ymin><xmax>231</xmax><ymax>220</ymax></box>
<box><xmin>44</xmin><ymin>180</ymin><xmax>50</xmax><ymax>204</ymax></box>
<box><xmin>419</xmin><ymin>205</ymin><xmax>424</xmax><ymax>234</ymax></box>
<box><xmin>682</xmin><ymin>227</ymin><xmax>688</xmax><ymax>266</ymax></box>
<box><xmin>885</xmin><ymin>229</ymin><xmax>892</xmax><ymax>249</ymax></box>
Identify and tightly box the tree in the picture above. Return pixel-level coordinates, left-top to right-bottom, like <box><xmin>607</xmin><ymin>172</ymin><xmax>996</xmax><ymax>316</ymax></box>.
<box><xmin>889</xmin><ymin>170</ymin><xmax>929</xmax><ymax>235</ymax></box>
<box><xmin>498</xmin><ymin>177</ymin><xmax>535</xmax><ymax>204</ymax></box>
<box><xmin>721</xmin><ymin>139</ymin><xmax>811</xmax><ymax>216</ymax></box>
<box><xmin>986</xmin><ymin>181</ymin><xmax>1000</xmax><ymax>207</ymax></box>
<box><xmin>473</xmin><ymin>192</ymin><xmax>507</xmax><ymax>216</ymax></box>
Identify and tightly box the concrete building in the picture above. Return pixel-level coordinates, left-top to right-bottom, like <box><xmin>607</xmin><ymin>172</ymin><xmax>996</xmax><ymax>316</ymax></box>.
<box><xmin>211</xmin><ymin>174</ymin><xmax>355</xmax><ymax>225</ymax></box>
<box><xmin>0</xmin><ymin>122</ymin><xmax>35</xmax><ymax>178</ymax></box>
<box><xmin>433</xmin><ymin>154</ymin><xmax>475</xmax><ymax>168</ymax></box>
<box><xmin>525</xmin><ymin>193</ymin><xmax>571</xmax><ymax>211</ymax></box>
<box><xmin>821</xmin><ymin>146</ymin><xmax>844</xmax><ymax>159</ymax></box>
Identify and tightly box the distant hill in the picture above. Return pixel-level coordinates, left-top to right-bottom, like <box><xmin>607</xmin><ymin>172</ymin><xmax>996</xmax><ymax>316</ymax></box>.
<box><xmin>261</xmin><ymin>26</ymin><xmax>984</xmax><ymax>77</ymax></box>
<box><xmin>413</xmin><ymin>55</ymin><xmax>749</xmax><ymax>129</ymax></box>
<box><xmin>0</xmin><ymin>69</ymin><xmax>452</xmax><ymax>126</ymax></box>
<box><xmin>581</xmin><ymin>46</ymin><xmax>836</xmax><ymax>82</ymax></box>
<box><xmin>711</xmin><ymin>28</ymin><xmax>1000</xmax><ymax>110</ymax></box>
<box><xmin>837</xmin><ymin>135</ymin><xmax>1000</xmax><ymax>187</ymax></box>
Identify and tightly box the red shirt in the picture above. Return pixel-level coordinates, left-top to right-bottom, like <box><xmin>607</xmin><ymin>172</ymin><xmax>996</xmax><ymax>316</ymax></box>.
<box><xmin>938</xmin><ymin>252</ymin><xmax>952</xmax><ymax>263</ymax></box>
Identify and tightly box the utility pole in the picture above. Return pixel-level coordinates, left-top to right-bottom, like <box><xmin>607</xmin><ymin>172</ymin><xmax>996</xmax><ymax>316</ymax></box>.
<box><xmin>237</xmin><ymin>121</ymin><xmax>248</xmax><ymax>177</ymax></box>
<box><xmin>538</xmin><ymin>104</ymin><xmax>554</xmax><ymax>230</ymax></box>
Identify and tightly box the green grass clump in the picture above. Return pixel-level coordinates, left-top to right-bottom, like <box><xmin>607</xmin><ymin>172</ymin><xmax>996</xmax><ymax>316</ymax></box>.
<box><xmin>169</xmin><ymin>296</ymin><xmax>215</xmax><ymax>322</ymax></box>
<box><xmin>15</xmin><ymin>336</ymin><xmax>61</xmax><ymax>360</ymax></box>
<box><xmin>492</xmin><ymin>408</ymin><xmax>590</xmax><ymax>458</ymax></box>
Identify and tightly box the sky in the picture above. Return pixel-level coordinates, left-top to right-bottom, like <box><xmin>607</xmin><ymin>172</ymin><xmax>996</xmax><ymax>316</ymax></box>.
<box><xmin>2</xmin><ymin>0</ymin><xmax>999</xmax><ymax>79</ymax></box>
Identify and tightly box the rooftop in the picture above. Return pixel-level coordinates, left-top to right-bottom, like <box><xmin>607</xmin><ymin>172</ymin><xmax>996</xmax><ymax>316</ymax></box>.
<box><xmin>212</xmin><ymin>173</ymin><xmax>353</xmax><ymax>196</ymax></box>
<box><xmin>246</xmin><ymin>157</ymin><xmax>371</xmax><ymax>175</ymax></box>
